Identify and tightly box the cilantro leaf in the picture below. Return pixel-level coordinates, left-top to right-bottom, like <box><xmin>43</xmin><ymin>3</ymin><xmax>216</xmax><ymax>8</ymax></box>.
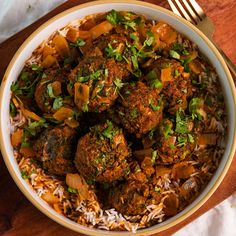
<box><xmin>146</xmin><ymin>70</ymin><xmax>163</xmax><ymax>89</ymax></box>
<box><xmin>106</xmin><ymin>9</ymin><xmax>122</xmax><ymax>25</ymax></box>
<box><xmin>150</xmin><ymin>101</ymin><xmax>161</xmax><ymax>111</ymax></box>
<box><xmin>53</xmin><ymin>97</ymin><xmax>63</xmax><ymax>110</ymax></box>
<box><xmin>47</xmin><ymin>83</ymin><xmax>56</xmax><ymax>98</ymax></box>
<box><xmin>102</xmin><ymin>121</ymin><xmax>114</xmax><ymax>139</ymax></box>
<box><xmin>68</xmin><ymin>187</ymin><xmax>78</xmax><ymax>194</ymax></box>
<box><xmin>114</xmin><ymin>78</ymin><xmax>125</xmax><ymax>89</ymax></box>
<box><xmin>25</xmin><ymin>119</ymin><xmax>48</xmax><ymax>136</ymax></box>
<box><xmin>170</xmin><ymin>50</ymin><xmax>180</xmax><ymax>59</ymax></box>
<box><xmin>175</xmin><ymin>111</ymin><xmax>188</xmax><ymax>134</ymax></box>
<box><xmin>69</xmin><ymin>38</ymin><xmax>86</xmax><ymax>48</ymax></box>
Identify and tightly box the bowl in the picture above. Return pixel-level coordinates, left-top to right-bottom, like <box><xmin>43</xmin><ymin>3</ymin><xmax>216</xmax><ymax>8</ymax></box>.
<box><xmin>1</xmin><ymin>0</ymin><xmax>236</xmax><ymax>235</ymax></box>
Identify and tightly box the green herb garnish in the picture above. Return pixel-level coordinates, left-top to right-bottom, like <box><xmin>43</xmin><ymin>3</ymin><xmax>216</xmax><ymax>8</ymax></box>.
<box><xmin>69</xmin><ymin>38</ymin><xmax>86</xmax><ymax>48</ymax></box>
<box><xmin>53</xmin><ymin>97</ymin><xmax>63</xmax><ymax>110</ymax></box>
<box><xmin>102</xmin><ymin>120</ymin><xmax>114</xmax><ymax>139</ymax></box>
<box><xmin>175</xmin><ymin>111</ymin><xmax>188</xmax><ymax>134</ymax></box>
<box><xmin>68</xmin><ymin>187</ymin><xmax>78</xmax><ymax>194</ymax></box>
<box><xmin>170</xmin><ymin>50</ymin><xmax>180</xmax><ymax>59</ymax></box>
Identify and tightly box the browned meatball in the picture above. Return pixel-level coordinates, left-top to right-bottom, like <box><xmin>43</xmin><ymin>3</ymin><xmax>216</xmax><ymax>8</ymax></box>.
<box><xmin>34</xmin><ymin>70</ymin><xmax>64</xmax><ymax>113</ymax></box>
<box><xmin>75</xmin><ymin>121</ymin><xmax>130</xmax><ymax>182</ymax></box>
<box><xmin>69</xmin><ymin>56</ymin><xmax>129</xmax><ymax>113</ymax></box>
<box><xmin>33</xmin><ymin>126</ymin><xmax>77</xmax><ymax>175</ymax></box>
<box><xmin>154</xmin><ymin>119</ymin><xmax>196</xmax><ymax>164</ymax></box>
<box><xmin>147</xmin><ymin>59</ymin><xmax>193</xmax><ymax>114</ymax></box>
<box><xmin>108</xmin><ymin>181</ymin><xmax>149</xmax><ymax>215</ymax></box>
<box><xmin>116</xmin><ymin>81</ymin><xmax>163</xmax><ymax>138</ymax></box>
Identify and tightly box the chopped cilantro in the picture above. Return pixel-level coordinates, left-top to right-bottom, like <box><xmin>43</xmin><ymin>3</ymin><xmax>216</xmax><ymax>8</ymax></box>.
<box><xmin>143</xmin><ymin>31</ymin><xmax>155</xmax><ymax>47</ymax></box>
<box><xmin>106</xmin><ymin>9</ymin><xmax>122</xmax><ymax>25</ymax></box>
<box><xmin>169</xmin><ymin>144</ymin><xmax>176</xmax><ymax>149</ymax></box>
<box><xmin>105</xmin><ymin>43</ymin><xmax>123</xmax><ymax>61</ymax></box>
<box><xmin>77</xmin><ymin>70</ymin><xmax>102</xmax><ymax>83</ymax></box>
<box><xmin>69</xmin><ymin>38</ymin><xmax>86</xmax><ymax>48</ymax></box>
<box><xmin>102</xmin><ymin>121</ymin><xmax>114</xmax><ymax>139</ymax></box>
<box><xmin>31</xmin><ymin>64</ymin><xmax>42</xmax><ymax>71</ymax></box>
<box><xmin>21</xmin><ymin>131</ymin><xmax>31</xmax><ymax>148</ymax></box>
<box><xmin>150</xmin><ymin>101</ymin><xmax>161</xmax><ymax>111</ymax></box>
<box><xmin>175</xmin><ymin>111</ymin><xmax>188</xmax><ymax>134</ymax></box>
<box><xmin>68</xmin><ymin>187</ymin><xmax>78</xmax><ymax>194</ymax></box>
<box><xmin>174</xmin><ymin>69</ymin><xmax>180</xmax><ymax>77</ymax></box>
<box><xmin>189</xmin><ymin>97</ymin><xmax>202</xmax><ymax>120</ymax></box>
<box><xmin>114</xmin><ymin>78</ymin><xmax>125</xmax><ymax>89</ymax></box>
<box><xmin>47</xmin><ymin>83</ymin><xmax>56</xmax><ymax>98</ymax></box>
<box><xmin>130</xmin><ymin>108</ymin><xmax>138</xmax><ymax>119</ymax></box>
<box><xmin>148</xmin><ymin>128</ymin><xmax>155</xmax><ymax>139</ymax></box>
<box><xmin>53</xmin><ymin>97</ymin><xmax>63</xmax><ymax>110</ymax></box>
<box><xmin>10</xmin><ymin>101</ymin><xmax>17</xmax><ymax>117</ymax></box>
<box><xmin>177</xmin><ymin>135</ymin><xmax>188</xmax><ymax>147</ymax></box>
<box><xmin>188</xmin><ymin>134</ymin><xmax>194</xmax><ymax>143</ymax></box>
<box><xmin>130</xmin><ymin>33</ymin><xmax>138</xmax><ymax>41</ymax></box>
<box><xmin>131</xmin><ymin>55</ymin><xmax>139</xmax><ymax>70</ymax></box>
<box><xmin>20</xmin><ymin>71</ymin><xmax>29</xmax><ymax>81</ymax></box>
<box><xmin>21</xmin><ymin>170</ymin><xmax>35</xmax><ymax>179</ymax></box>
<box><xmin>146</xmin><ymin>70</ymin><xmax>163</xmax><ymax>89</ymax></box>
<box><xmin>170</xmin><ymin>50</ymin><xmax>180</xmax><ymax>59</ymax></box>
<box><xmin>163</xmin><ymin>122</ymin><xmax>174</xmax><ymax>139</ymax></box>
<box><xmin>25</xmin><ymin>118</ymin><xmax>48</xmax><ymax>136</ymax></box>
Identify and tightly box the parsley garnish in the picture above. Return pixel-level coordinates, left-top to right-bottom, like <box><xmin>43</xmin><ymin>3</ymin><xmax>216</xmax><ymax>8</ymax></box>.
<box><xmin>68</xmin><ymin>187</ymin><xmax>78</xmax><ymax>194</ymax></box>
<box><xmin>69</xmin><ymin>38</ymin><xmax>86</xmax><ymax>48</ymax></box>
<box><xmin>170</xmin><ymin>50</ymin><xmax>180</xmax><ymax>59</ymax></box>
<box><xmin>106</xmin><ymin>9</ymin><xmax>123</xmax><ymax>25</ymax></box>
<box><xmin>150</xmin><ymin>101</ymin><xmax>161</xmax><ymax>111</ymax></box>
<box><xmin>188</xmin><ymin>134</ymin><xmax>194</xmax><ymax>143</ymax></box>
<box><xmin>146</xmin><ymin>70</ymin><xmax>163</xmax><ymax>89</ymax></box>
<box><xmin>47</xmin><ymin>83</ymin><xmax>56</xmax><ymax>98</ymax></box>
<box><xmin>175</xmin><ymin>111</ymin><xmax>188</xmax><ymax>134</ymax></box>
<box><xmin>114</xmin><ymin>78</ymin><xmax>125</xmax><ymax>89</ymax></box>
<box><xmin>177</xmin><ymin>136</ymin><xmax>188</xmax><ymax>147</ymax></box>
<box><xmin>102</xmin><ymin>121</ymin><xmax>115</xmax><ymax>139</ymax></box>
<box><xmin>77</xmin><ymin>70</ymin><xmax>102</xmax><ymax>83</ymax></box>
<box><xmin>105</xmin><ymin>43</ymin><xmax>123</xmax><ymax>61</ymax></box>
<box><xmin>163</xmin><ymin>122</ymin><xmax>174</xmax><ymax>139</ymax></box>
<box><xmin>189</xmin><ymin>97</ymin><xmax>202</xmax><ymax>120</ymax></box>
<box><xmin>130</xmin><ymin>108</ymin><xmax>138</xmax><ymax>119</ymax></box>
<box><xmin>53</xmin><ymin>97</ymin><xmax>63</xmax><ymax>110</ymax></box>
<box><xmin>25</xmin><ymin>118</ymin><xmax>48</xmax><ymax>136</ymax></box>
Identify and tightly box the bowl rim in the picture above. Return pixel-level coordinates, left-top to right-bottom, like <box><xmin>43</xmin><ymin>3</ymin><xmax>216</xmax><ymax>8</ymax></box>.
<box><xmin>0</xmin><ymin>0</ymin><xmax>236</xmax><ymax>235</ymax></box>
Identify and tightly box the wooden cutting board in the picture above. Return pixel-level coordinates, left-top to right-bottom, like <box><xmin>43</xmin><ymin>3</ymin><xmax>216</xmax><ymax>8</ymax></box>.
<box><xmin>0</xmin><ymin>1</ymin><xmax>236</xmax><ymax>235</ymax></box>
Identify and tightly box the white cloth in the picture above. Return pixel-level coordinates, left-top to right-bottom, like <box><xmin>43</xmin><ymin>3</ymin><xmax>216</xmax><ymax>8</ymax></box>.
<box><xmin>0</xmin><ymin>1</ymin><xmax>235</xmax><ymax>236</ymax></box>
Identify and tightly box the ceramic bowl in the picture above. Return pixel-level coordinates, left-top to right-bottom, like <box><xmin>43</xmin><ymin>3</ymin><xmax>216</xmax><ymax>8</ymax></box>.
<box><xmin>1</xmin><ymin>1</ymin><xmax>236</xmax><ymax>235</ymax></box>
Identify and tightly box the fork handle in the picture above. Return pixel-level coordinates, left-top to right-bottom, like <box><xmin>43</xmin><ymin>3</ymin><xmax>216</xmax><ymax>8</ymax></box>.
<box><xmin>213</xmin><ymin>42</ymin><xmax>236</xmax><ymax>78</ymax></box>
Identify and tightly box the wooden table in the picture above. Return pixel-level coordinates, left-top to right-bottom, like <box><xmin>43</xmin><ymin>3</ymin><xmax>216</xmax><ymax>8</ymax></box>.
<box><xmin>0</xmin><ymin>0</ymin><xmax>236</xmax><ymax>235</ymax></box>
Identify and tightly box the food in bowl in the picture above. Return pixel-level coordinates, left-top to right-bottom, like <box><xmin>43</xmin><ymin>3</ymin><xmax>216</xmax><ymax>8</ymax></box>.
<box><xmin>9</xmin><ymin>10</ymin><xmax>227</xmax><ymax>232</ymax></box>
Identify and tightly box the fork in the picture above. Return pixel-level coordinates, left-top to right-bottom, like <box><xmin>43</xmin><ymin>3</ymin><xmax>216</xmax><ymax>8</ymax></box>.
<box><xmin>167</xmin><ymin>0</ymin><xmax>236</xmax><ymax>78</ymax></box>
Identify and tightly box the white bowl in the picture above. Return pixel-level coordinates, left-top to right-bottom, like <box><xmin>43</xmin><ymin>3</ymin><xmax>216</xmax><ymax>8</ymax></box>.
<box><xmin>1</xmin><ymin>1</ymin><xmax>236</xmax><ymax>235</ymax></box>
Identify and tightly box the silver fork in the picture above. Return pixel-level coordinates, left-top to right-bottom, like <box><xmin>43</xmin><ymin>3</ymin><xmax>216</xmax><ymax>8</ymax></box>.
<box><xmin>167</xmin><ymin>0</ymin><xmax>236</xmax><ymax>77</ymax></box>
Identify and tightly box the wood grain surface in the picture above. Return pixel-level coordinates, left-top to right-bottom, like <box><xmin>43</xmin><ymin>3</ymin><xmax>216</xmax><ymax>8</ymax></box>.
<box><xmin>0</xmin><ymin>0</ymin><xmax>236</xmax><ymax>235</ymax></box>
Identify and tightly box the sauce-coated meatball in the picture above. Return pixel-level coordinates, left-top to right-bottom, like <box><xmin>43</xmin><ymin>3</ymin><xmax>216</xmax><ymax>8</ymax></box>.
<box><xmin>116</xmin><ymin>81</ymin><xmax>163</xmax><ymax>138</ymax></box>
<box><xmin>33</xmin><ymin>126</ymin><xmax>77</xmax><ymax>175</ymax></box>
<box><xmin>75</xmin><ymin>121</ymin><xmax>130</xmax><ymax>182</ymax></box>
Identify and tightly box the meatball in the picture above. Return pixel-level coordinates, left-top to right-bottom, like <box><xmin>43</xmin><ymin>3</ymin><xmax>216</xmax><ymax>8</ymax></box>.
<box><xmin>69</xmin><ymin>56</ymin><xmax>129</xmax><ymax>113</ymax></box>
<box><xmin>34</xmin><ymin>69</ymin><xmax>67</xmax><ymax>113</ymax></box>
<box><xmin>154</xmin><ymin>119</ymin><xmax>196</xmax><ymax>164</ymax></box>
<box><xmin>33</xmin><ymin>126</ymin><xmax>77</xmax><ymax>175</ymax></box>
<box><xmin>108</xmin><ymin>181</ymin><xmax>149</xmax><ymax>215</ymax></box>
<box><xmin>116</xmin><ymin>81</ymin><xmax>163</xmax><ymax>138</ymax></box>
<box><xmin>75</xmin><ymin>121</ymin><xmax>130</xmax><ymax>182</ymax></box>
<box><xmin>147</xmin><ymin>59</ymin><xmax>193</xmax><ymax>114</ymax></box>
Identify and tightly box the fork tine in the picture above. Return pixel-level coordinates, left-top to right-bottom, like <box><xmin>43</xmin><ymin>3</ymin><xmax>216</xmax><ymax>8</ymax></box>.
<box><xmin>173</xmin><ymin>0</ymin><xmax>195</xmax><ymax>23</ymax></box>
<box><xmin>189</xmin><ymin>0</ymin><xmax>206</xmax><ymax>19</ymax></box>
<box><xmin>167</xmin><ymin>0</ymin><xmax>182</xmax><ymax>17</ymax></box>
<box><xmin>182</xmin><ymin>0</ymin><xmax>201</xmax><ymax>23</ymax></box>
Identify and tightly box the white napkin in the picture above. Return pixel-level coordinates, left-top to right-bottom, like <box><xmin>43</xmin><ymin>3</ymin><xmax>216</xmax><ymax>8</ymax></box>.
<box><xmin>0</xmin><ymin>1</ymin><xmax>235</xmax><ymax>236</ymax></box>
